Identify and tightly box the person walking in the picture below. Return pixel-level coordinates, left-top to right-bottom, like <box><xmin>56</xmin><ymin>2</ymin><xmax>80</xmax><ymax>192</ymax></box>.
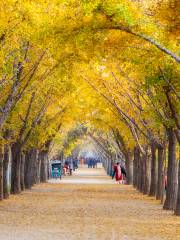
<box><xmin>73</xmin><ymin>160</ymin><xmax>76</xmax><ymax>171</ymax></box>
<box><xmin>113</xmin><ymin>162</ymin><xmax>122</xmax><ymax>184</ymax></box>
<box><xmin>121</xmin><ymin>165</ymin><xmax>126</xmax><ymax>184</ymax></box>
<box><xmin>112</xmin><ymin>162</ymin><xmax>117</xmax><ymax>179</ymax></box>
<box><xmin>69</xmin><ymin>160</ymin><xmax>73</xmax><ymax>175</ymax></box>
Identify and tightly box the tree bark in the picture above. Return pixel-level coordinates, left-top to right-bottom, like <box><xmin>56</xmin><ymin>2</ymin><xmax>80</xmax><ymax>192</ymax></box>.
<box><xmin>24</xmin><ymin>149</ymin><xmax>38</xmax><ymax>189</ymax></box>
<box><xmin>149</xmin><ymin>143</ymin><xmax>157</xmax><ymax>196</ymax></box>
<box><xmin>163</xmin><ymin>128</ymin><xmax>177</xmax><ymax>210</ymax></box>
<box><xmin>142</xmin><ymin>150</ymin><xmax>150</xmax><ymax>195</ymax></box>
<box><xmin>32</xmin><ymin>149</ymin><xmax>39</xmax><ymax>184</ymax></box>
<box><xmin>108</xmin><ymin>157</ymin><xmax>112</xmax><ymax>176</ymax></box>
<box><xmin>126</xmin><ymin>150</ymin><xmax>133</xmax><ymax>185</ymax></box>
<box><xmin>137</xmin><ymin>150</ymin><xmax>142</xmax><ymax>191</ymax></box>
<box><xmin>161</xmin><ymin>146</ymin><xmax>167</xmax><ymax>204</ymax></box>
<box><xmin>146</xmin><ymin>153</ymin><xmax>151</xmax><ymax>194</ymax></box>
<box><xmin>20</xmin><ymin>153</ymin><xmax>25</xmax><ymax>191</ymax></box>
<box><xmin>175</xmin><ymin>157</ymin><xmax>180</xmax><ymax>215</ymax></box>
<box><xmin>11</xmin><ymin>142</ymin><xmax>22</xmax><ymax>194</ymax></box>
<box><xmin>156</xmin><ymin>146</ymin><xmax>164</xmax><ymax>200</ymax></box>
<box><xmin>36</xmin><ymin>152</ymin><xmax>41</xmax><ymax>184</ymax></box>
<box><xmin>24</xmin><ymin>151</ymin><xmax>30</xmax><ymax>189</ymax></box>
<box><xmin>133</xmin><ymin>146</ymin><xmax>139</xmax><ymax>188</ymax></box>
<box><xmin>40</xmin><ymin>151</ymin><xmax>48</xmax><ymax>183</ymax></box>
<box><xmin>0</xmin><ymin>146</ymin><xmax>4</xmax><ymax>200</ymax></box>
<box><xmin>140</xmin><ymin>154</ymin><xmax>144</xmax><ymax>193</ymax></box>
<box><xmin>3</xmin><ymin>144</ymin><xmax>10</xmax><ymax>199</ymax></box>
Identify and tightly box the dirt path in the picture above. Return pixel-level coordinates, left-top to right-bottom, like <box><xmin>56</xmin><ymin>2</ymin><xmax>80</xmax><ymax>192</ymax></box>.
<box><xmin>0</xmin><ymin>166</ymin><xmax>179</xmax><ymax>240</ymax></box>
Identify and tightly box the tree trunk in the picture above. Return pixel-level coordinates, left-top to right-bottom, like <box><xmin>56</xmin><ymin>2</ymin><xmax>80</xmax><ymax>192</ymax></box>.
<box><xmin>133</xmin><ymin>146</ymin><xmax>139</xmax><ymax>188</ymax></box>
<box><xmin>104</xmin><ymin>157</ymin><xmax>108</xmax><ymax>174</ymax></box>
<box><xmin>24</xmin><ymin>149</ymin><xmax>37</xmax><ymax>189</ymax></box>
<box><xmin>40</xmin><ymin>151</ymin><xmax>48</xmax><ymax>183</ymax></box>
<box><xmin>108</xmin><ymin>158</ymin><xmax>112</xmax><ymax>176</ymax></box>
<box><xmin>161</xmin><ymin>145</ymin><xmax>167</xmax><ymax>204</ymax></box>
<box><xmin>32</xmin><ymin>149</ymin><xmax>39</xmax><ymax>184</ymax></box>
<box><xmin>175</xmin><ymin>157</ymin><xmax>180</xmax><ymax>215</ymax></box>
<box><xmin>156</xmin><ymin>147</ymin><xmax>164</xmax><ymax>200</ymax></box>
<box><xmin>137</xmin><ymin>150</ymin><xmax>142</xmax><ymax>191</ymax></box>
<box><xmin>146</xmin><ymin>152</ymin><xmax>151</xmax><ymax>194</ymax></box>
<box><xmin>149</xmin><ymin>143</ymin><xmax>157</xmax><ymax>196</ymax></box>
<box><xmin>163</xmin><ymin>128</ymin><xmax>177</xmax><ymax>210</ymax></box>
<box><xmin>142</xmin><ymin>151</ymin><xmax>150</xmax><ymax>195</ymax></box>
<box><xmin>3</xmin><ymin>144</ymin><xmax>10</xmax><ymax>199</ymax></box>
<box><xmin>36</xmin><ymin>152</ymin><xmax>41</xmax><ymax>184</ymax></box>
<box><xmin>140</xmin><ymin>154</ymin><xmax>144</xmax><ymax>193</ymax></box>
<box><xmin>174</xmin><ymin>160</ymin><xmax>179</xmax><ymax>210</ymax></box>
<box><xmin>20</xmin><ymin>153</ymin><xmax>25</xmax><ymax>191</ymax></box>
<box><xmin>106</xmin><ymin>158</ymin><xmax>108</xmax><ymax>174</ymax></box>
<box><xmin>106</xmin><ymin>156</ymin><xmax>111</xmax><ymax>176</ymax></box>
<box><xmin>24</xmin><ymin>151</ymin><xmax>31</xmax><ymax>189</ymax></box>
<box><xmin>33</xmin><ymin>150</ymin><xmax>38</xmax><ymax>183</ymax></box>
<box><xmin>126</xmin><ymin>151</ymin><xmax>133</xmax><ymax>185</ymax></box>
<box><xmin>11</xmin><ymin>142</ymin><xmax>22</xmax><ymax>194</ymax></box>
<box><xmin>0</xmin><ymin>146</ymin><xmax>4</xmax><ymax>200</ymax></box>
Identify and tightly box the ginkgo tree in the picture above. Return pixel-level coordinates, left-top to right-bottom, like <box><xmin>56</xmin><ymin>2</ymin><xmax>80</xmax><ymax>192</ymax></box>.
<box><xmin>0</xmin><ymin>0</ymin><xmax>179</xmax><ymax>216</ymax></box>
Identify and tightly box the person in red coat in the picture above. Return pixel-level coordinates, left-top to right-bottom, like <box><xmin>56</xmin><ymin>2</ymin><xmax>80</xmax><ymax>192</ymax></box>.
<box><xmin>114</xmin><ymin>162</ymin><xmax>122</xmax><ymax>184</ymax></box>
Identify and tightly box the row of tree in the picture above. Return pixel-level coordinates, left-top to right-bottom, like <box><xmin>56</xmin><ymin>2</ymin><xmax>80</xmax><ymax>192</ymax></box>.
<box><xmin>0</xmin><ymin>0</ymin><xmax>179</xmax><ymax>217</ymax></box>
<box><xmin>87</xmin><ymin>125</ymin><xmax>179</xmax><ymax>215</ymax></box>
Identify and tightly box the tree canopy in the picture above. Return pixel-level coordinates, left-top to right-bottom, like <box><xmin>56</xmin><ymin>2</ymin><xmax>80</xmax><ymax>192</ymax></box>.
<box><xmin>0</xmin><ymin>0</ymin><xmax>179</xmax><ymax>215</ymax></box>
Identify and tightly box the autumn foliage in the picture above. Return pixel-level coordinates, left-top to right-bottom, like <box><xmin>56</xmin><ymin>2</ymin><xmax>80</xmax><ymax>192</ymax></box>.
<box><xmin>0</xmin><ymin>0</ymin><xmax>179</xmax><ymax>215</ymax></box>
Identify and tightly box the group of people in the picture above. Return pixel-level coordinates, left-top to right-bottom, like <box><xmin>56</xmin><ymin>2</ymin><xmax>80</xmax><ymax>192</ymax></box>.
<box><xmin>112</xmin><ymin>162</ymin><xmax>126</xmax><ymax>184</ymax></box>
<box><xmin>87</xmin><ymin>158</ymin><xmax>98</xmax><ymax>168</ymax></box>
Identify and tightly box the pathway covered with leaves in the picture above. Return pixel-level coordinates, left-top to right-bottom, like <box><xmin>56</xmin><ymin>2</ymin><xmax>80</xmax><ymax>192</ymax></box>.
<box><xmin>0</xmin><ymin>167</ymin><xmax>179</xmax><ymax>240</ymax></box>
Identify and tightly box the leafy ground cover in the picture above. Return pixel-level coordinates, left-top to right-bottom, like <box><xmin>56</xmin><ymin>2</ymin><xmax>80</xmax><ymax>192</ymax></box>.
<box><xmin>0</xmin><ymin>167</ymin><xmax>179</xmax><ymax>240</ymax></box>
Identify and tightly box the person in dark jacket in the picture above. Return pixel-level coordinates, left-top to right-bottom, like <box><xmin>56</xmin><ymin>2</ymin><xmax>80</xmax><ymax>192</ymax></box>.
<box><xmin>121</xmin><ymin>165</ymin><xmax>126</xmax><ymax>184</ymax></box>
<box><xmin>121</xmin><ymin>165</ymin><xmax>126</xmax><ymax>177</ymax></box>
<box><xmin>112</xmin><ymin>163</ymin><xmax>117</xmax><ymax>179</ymax></box>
